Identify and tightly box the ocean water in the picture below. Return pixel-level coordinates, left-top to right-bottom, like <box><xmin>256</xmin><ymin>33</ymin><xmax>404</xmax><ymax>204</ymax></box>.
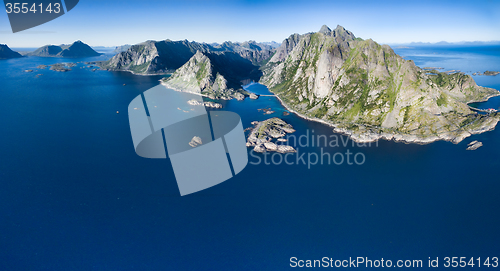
<box><xmin>0</xmin><ymin>47</ymin><xmax>499</xmax><ymax>270</ymax></box>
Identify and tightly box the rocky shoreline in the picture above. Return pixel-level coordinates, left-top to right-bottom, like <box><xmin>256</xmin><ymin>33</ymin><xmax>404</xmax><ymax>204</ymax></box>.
<box><xmin>49</xmin><ymin>63</ymin><xmax>71</xmax><ymax>72</ymax></box>
<box><xmin>271</xmin><ymin>91</ymin><xmax>500</xmax><ymax>145</ymax></box>
<box><xmin>466</xmin><ymin>140</ymin><xmax>483</xmax><ymax>150</ymax></box>
<box><xmin>246</xmin><ymin>118</ymin><xmax>297</xmax><ymax>153</ymax></box>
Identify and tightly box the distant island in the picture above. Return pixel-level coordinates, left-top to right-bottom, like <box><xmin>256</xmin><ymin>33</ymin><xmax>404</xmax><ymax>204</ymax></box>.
<box><xmin>473</xmin><ymin>71</ymin><xmax>500</xmax><ymax>76</ymax></box>
<box><xmin>27</xmin><ymin>41</ymin><xmax>101</xmax><ymax>58</ymax></box>
<box><xmin>12</xmin><ymin>25</ymin><xmax>499</xmax><ymax>145</ymax></box>
<box><xmin>0</xmin><ymin>44</ymin><xmax>23</xmax><ymax>60</ymax></box>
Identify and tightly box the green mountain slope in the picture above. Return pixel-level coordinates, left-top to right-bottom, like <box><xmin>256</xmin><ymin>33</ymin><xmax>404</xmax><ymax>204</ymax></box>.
<box><xmin>161</xmin><ymin>51</ymin><xmax>261</xmax><ymax>100</ymax></box>
<box><xmin>101</xmin><ymin>39</ymin><xmax>275</xmax><ymax>75</ymax></box>
<box><xmin>260</xmin><ymin>25</ymin><xmax>500</xmax><ymax>143</ymax></box>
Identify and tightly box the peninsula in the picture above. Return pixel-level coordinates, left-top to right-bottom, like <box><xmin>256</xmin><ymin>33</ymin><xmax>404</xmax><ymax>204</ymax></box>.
<box><xmin>0</xmin><ymin>44</ymin><xmax>23</xmax><ymax>60</ymax></box>
<box><xmin>28</xmin><ymin>41</ymin><xmax>100</xmax><ymax>58</ymax></box>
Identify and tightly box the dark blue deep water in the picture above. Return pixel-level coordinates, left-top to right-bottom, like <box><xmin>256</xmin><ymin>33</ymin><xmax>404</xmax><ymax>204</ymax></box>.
<box><xmin>0</xmin><ymin>46</ymin><xmax>499</xmax><ymax>270</ymax></box>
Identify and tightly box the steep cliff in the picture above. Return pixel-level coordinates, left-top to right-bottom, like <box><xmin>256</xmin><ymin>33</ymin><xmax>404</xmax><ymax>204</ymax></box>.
<box><xmin>161</xmin><ymin>51</ymin><xmax>262</xmax><ymax>100</ymax></box>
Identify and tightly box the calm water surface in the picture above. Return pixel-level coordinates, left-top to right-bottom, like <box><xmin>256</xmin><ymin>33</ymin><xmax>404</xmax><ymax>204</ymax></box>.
<box><xmin>0</xmin><ymin>47</ymin><xmax>499</xmax><ymax>270</ymax></box>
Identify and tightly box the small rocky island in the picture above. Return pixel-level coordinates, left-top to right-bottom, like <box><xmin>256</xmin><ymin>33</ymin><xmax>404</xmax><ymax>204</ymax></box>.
<box><xmin>246</xmin><ymin>118</ymin><xmax>296</xmax><ymax>153</ymax></box>
<box><xmin>466</xmin><ymin>140</ymin><xmax>483</xmax><ymax>150</ymax></box>
<box><xmin>160</xmin><ymin>51</ymin><xmax>251</xmax><ymax>101</ymax></box>
<box><xmin>473</xmin><ymin>71</ymin><xmax>500</xmax><ymax>76</ymax></box>
<box><xmin>27</xmin><ymin>41</ymin><xmax>100</xmax><ymax>58</ymax></box>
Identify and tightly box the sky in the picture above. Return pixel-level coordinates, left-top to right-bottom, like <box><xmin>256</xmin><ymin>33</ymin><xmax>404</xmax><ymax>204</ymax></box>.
<box><xmin>1</xmin><ymin>0</ymin><xmax>499</xmax><ymax>47</ymax></box>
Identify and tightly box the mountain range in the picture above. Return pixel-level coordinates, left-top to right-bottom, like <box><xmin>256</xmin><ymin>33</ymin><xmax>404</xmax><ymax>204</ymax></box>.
<box><xmin>101</xmin><ymin>39</ymin><xmax>275</xmax><ymax>74</ymax></box>
<box><xmin>161</xmin><ymin>50</ymin><xmax>261</xmax><ymax>100</ymax></box>
<box><xmin>27</xmin><ymin>41</ymin><xmax>101</xmax><ymax>57</ymax></box>
<box><xmin>4</xmin><ymin>25</ymin><xmax>498</xmax><ymax>144</ymax></box>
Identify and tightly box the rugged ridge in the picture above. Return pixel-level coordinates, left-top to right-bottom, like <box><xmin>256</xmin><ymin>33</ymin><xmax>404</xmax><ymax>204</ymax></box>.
<box><xmin>102</xmin><ymin>39</ymin><xmax>276</xmax><ymax>74</ymax></box>
<box><xmin>28</xmin><ymin>41</ymin><xmax>100</xmax><ymax>57</ymax></box>
<box><xmin>102</xmin><ymin>40</ymin><xmax>210</xmax><ymax>74</ymax></box>
<box><xmin>260</xmin><ymin>25</ymin><xmax>500</xmax><ymax>144</ymax></box>
<box><xmin>113</xmin><ymin>44</ymin><xmax>132</xmax><ymax>53</ymax></box>
<box><xmin>161</xmin><ymin>50</ymin><xmax>261</xmax><ymax>100</ymax></box>
<box><xmin>0</xmin><ymin>44</ymin><xmax>23</xmax><ymax>59</ymax></box>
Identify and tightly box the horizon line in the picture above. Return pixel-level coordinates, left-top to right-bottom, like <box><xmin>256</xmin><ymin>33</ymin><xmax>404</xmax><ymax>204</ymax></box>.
<box><xmin>7</xmin><ymin>39</ymin><xmax>500</xmax><ymax>49</ymax></box>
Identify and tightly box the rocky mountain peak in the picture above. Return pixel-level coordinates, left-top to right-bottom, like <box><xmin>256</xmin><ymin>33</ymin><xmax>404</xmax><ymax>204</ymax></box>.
<box><xmin>319</xmin><ymin>25</ymin><xmax>332</xmax><ymax>35</ymax></box>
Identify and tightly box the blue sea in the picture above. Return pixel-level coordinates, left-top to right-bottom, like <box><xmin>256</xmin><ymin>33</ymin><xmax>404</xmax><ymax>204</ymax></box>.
<box><xmin>0</xmin><ymin>46</ymin><xmax>499</xmax><ymax>270</ymax></box>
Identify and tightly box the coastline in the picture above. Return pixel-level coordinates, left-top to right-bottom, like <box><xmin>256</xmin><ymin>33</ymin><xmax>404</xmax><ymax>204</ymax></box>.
<box><xmin>105</xmin><ymin>69</ymin><xmax>170</xmax><ymax>76</ymax></box>
<box><xmin>105</xmin><ymin>65</ymin><xmax>500</xmax><ymax>145</ymax></box>
<box><xmin>266</xmin><ymin>86</ymin><xmax>500</xmax><ymax>145</ymax></box>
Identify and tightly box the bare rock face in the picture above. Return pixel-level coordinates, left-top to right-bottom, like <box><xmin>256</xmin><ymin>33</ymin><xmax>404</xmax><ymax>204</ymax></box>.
<box><xmin>263</xmin><ymin>142</ymin><xmax>278</xmax><ymax>151</ymax></box>
<box><xmin>253</xmin><ymin>144</ymin><xmax>266</xmax><ymax>153</ymax></box>
<box><xmin>260</xmin><ymin>25</ymin><xmax>500</xmax><ymax>144</ymax></box>
<box><xmin>161</xmin><ymin>51</ymin><xmax>253</xmax><ymax>100</ymax></box>
<box><xmin>277</xmin><ymin>145</ymin><xmax>296</xmax><ymax>153</ymax></box>
<box><xmin>28</xmin><ymin>41</ymin><xmax>100</xmax><ymax>58</ymax></box>
<box><xmin>187</xmin><ymin>99</ymin><xmax>223</xmax><ymax>108</ymax></box>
